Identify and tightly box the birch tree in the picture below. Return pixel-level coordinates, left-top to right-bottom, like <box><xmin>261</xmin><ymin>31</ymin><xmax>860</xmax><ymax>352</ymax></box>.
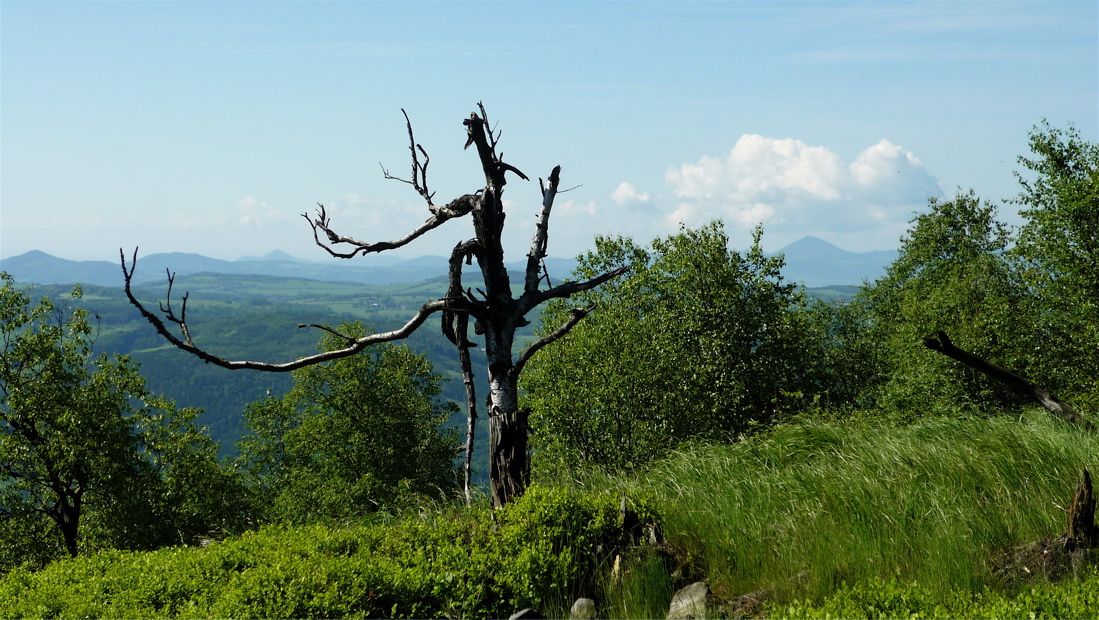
<box><xmin>122</xmin><ymin>105</ymin><xmax>625</xmax><ymax>507</ymax></box>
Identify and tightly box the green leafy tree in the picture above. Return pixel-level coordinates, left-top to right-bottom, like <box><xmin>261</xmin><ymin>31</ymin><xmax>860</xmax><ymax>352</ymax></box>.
<box><xmin>859</xmin><ymin>191</ymin><xmax>1031</xmax><ymax>416</ymax></box>
<box><xmin>0</xmin><ymin>274</ymin><xmax>244</xmax><ymax>570</ymax></box>
<box><xmin>1012</xmin><ymin>121</ymin><xmax>1099</xmax><ymax>405</ymax></box>
<box><xmin>522</xmin><ymin>222</ymin><xmax>823</xmax><ymax>472</ymax></box>
<box><xmin>238</xmin><ymin>324</ymin><xmax>459</xmax><ymax>524</ymax></box>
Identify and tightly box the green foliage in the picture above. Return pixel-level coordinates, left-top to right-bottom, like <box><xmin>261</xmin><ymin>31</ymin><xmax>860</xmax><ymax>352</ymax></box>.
<box><xmin>237</xmin><ymin>324</ymin><xmax>461</xmax><ymax>523</ymax></box>
<box><xmin>0</xmin><ymin>273</ymin><xmax>246</xmax><ymax>571</ymax></box>
<box><xmin>858</xmin><ymin>190</ymin><xmax>1031</xmax><ymax>416</ymax></box>
<box><xmin>523</xmin><ymin>222</ymin><xmax>823</xmax><ymax>473</ymax></box>
<box><xmin>0</xmin><ymin>485</ymin><xmax>653</xmax><ymax>619</ymax></box>
<box><xmin>1012</xmin><ymin>121</ymin><xmax>1099</xmax><ymax>406</ymax></box>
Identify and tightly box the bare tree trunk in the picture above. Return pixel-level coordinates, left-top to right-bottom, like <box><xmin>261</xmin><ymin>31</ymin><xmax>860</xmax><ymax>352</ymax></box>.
<box><xmin>456</xmin><ymin>312</ymin><xmax>478</xmax><ymax>506</ymax></box>
<box><xmin>923</xmin><ymin>330</ymin><xmax>1092</xmax><ymax>430</ymax></box>
<box><xmin>487</xmin><ymin>370</ymin><xmax>528</xmax><ymax>507</ymax></box>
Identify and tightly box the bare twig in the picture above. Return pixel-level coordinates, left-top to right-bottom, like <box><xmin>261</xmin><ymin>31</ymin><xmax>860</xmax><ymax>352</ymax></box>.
<box><xmin>297</xmin><ymin>323</ymin><xmax>358</xmax><ymax>344</ymax></box>
<box><xmin>157</xmin><ymin>269</ymin><xmax>194</xmax><ymax>346</ymax></box>
<box><xmin>381</xmin><ymin>109</ymin><xmax>435</xmax><ymax>207</ymax></box>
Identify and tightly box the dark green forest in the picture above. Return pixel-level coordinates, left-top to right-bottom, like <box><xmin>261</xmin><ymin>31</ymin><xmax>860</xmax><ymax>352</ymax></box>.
<box><xmin>2</xmin><ymin>122</ymin><xmax>1097</xmax><ymax>618</ymax></box>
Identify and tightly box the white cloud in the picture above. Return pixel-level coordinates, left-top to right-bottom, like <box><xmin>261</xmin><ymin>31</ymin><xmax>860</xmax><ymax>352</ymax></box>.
<box><xmin>664</xmin><ymin>134</ymin><xmax>941</xmax><ymax>240</ymax></box>
<box><xmin>611</xmin><ymin>181</ymin><xmax>651</xmax><ymax>206</ymax></box>
<box><xmin>558</xmin><ymin>199</ymin><xmax>597</xmax><ymax>216</ymax></box>
<box><xmin>230</xmin><ymin>196</ymin><xmax>293</xmax><ymax>228</ymax></box>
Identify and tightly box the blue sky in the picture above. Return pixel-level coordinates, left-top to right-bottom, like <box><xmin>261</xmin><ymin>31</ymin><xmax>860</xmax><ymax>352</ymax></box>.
<box><xmin>2</xmin><ymin>1</ymin><xmax>1096</xmax><ymax>265</ymax></box>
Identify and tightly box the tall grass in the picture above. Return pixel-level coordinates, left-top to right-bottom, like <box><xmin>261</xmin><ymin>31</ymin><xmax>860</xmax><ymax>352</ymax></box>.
<box><xmin>632</xmin><ymin>410</ymin><xmax>1099</xmax><ymax>605</ymax></box>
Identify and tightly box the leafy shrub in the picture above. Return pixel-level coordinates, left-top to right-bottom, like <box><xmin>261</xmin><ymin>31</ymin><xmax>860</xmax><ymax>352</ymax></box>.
<box><xmin>0</xmin><ymin>485</ymin><xmax>657</xmax><ymax>619</ymax></box>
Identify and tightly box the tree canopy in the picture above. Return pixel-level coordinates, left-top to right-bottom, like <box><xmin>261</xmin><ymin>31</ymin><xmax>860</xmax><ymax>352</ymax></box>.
<box><xmin>238</xmin><ymin>324</ymin><xmax>459</xmax><ymax>524</ymax></box>
<box><xmin>0</xmin><ymin>274</ymin><xmax>245</xmax><ymax>571</ymax></box>
<box><xmin>1012</xmin><ymin>121</ymin><xmax>1099</xmax><ymax>407</ymax></box>
<box><xmin>522</xmin><ymin>222</ymin><xmax>824</xmax><ymax>472</ymax></box>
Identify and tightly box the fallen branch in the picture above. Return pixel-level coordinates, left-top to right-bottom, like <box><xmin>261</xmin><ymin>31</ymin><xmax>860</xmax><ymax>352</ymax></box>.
<box><xmin>923</xmin><ymin>330</ymin><xmax>1093</xmax><ymax>431</ymax></box>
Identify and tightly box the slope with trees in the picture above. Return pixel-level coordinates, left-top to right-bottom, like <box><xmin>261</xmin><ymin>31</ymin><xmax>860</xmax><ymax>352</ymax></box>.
<box><xmin>2</xmin><ymin>121</ymin><xmax>1096</xmax><ymax>617</ymax></box>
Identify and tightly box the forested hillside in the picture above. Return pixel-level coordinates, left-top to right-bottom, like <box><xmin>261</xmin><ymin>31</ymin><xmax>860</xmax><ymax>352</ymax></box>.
<box><xmin>20</xmin><ymin>275</ymin><xmax>496</xmax><ymax>477</ymax></box>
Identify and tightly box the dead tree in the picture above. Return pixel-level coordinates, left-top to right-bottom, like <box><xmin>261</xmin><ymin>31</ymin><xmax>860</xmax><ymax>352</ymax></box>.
<box><xmin>922</xmin><ymin>330</ymin><xmax>1093</xmax><ymax>431</ymax></box>
<box><xmin>121</xmin><ymin>104</ymin><xmax>627</xmax><ymax>507</ymax></box>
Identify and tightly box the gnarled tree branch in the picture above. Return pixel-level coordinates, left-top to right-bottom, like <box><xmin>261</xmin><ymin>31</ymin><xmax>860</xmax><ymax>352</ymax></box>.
<box><xmin>442</xmin><ymin>239</ymin><xmax>484</xmax><ymax>347</ymax></box>
<box><xmin>517</xmin><ymin>265</ymin><xmax>630</xmax><ymax>317</ymax></box>
<box><xmin>121</xmin><ymin>248</ymin><xmax>446</xmax><ymax>372</ymax></box>
<box><xmin>524</xmin><ymin>165</ymin><xmax>561</xmax><ymax>295</ymax></box>
<box><xmin>303</xmin><ymin>194</ymin><xmax>480</xmax><ymax>259</ymax></box>
<box><xmin>923</xmin><ymin>330</ymin><xmax>1093</xmax><ymax>431</ymax></box>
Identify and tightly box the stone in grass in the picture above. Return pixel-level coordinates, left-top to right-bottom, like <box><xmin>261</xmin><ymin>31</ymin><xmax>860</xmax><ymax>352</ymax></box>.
<box><xmin>667</xmin><ymin>581</ymin><xmax>710</xmax><ymax>619</ymax></box>
<box><xmin>570</xmin><ymin>597</ymin><xmax>598</xmax><ymax>619</ymax></box>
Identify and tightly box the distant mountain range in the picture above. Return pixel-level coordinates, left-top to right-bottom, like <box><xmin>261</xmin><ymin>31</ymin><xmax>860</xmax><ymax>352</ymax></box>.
<box><xmin>1</xmin><ymin>237</ymin><xmax>896</xmax><ymax>288</ymax></box>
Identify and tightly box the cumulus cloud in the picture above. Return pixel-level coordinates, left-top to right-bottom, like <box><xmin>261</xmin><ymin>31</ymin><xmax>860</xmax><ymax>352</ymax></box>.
<box><xmin>664</xmin><ymin>135</ymin><xmax>941</xmax><ymax>238</ymax></box>
<box><xmin>611</xmin><ymin>181</ymin><xmax>651</xmax><ymax>206</ymax></box>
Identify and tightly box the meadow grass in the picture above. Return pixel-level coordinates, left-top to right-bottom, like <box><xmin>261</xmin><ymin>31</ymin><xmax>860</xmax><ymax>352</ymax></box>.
<box><xmin>614</xmin><ymin>410</ymin><xmax>1099</xmax><ymax>609</ymax></box>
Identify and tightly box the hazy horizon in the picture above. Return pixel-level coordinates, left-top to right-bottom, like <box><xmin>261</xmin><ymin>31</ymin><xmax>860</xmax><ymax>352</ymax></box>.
<box><xmin>1</xmin><ymin>233</ymin><xmax>900</xmax><ymax>266</ymax></box>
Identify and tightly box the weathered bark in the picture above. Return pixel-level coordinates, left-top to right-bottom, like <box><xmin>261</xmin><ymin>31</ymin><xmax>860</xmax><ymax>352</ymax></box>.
<box><xmin>122</xmin><ymin>105</ymin><xmax>627</xmax><ymax>507</ymax></box>
<box><xmin>488</xmin><ymin>380</ymin><xmax>529</xmax><ymax>507</ymax></box>
<box><xmin>1066</xmin><ymin>468</ymin><xmax>1097</xmax><ymax>547</ymax></box>
<box><xmin>923</xmin><ymin>330</ymin><xmax>1093</xmax><ymax>431</ymax></box>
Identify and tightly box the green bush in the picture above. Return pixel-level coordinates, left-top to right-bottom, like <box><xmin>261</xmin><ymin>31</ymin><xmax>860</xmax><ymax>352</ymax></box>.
<box><xmin>0</xmin><ymin>485</ymin><xmax>656</xmax><ymax>619</ymax></box>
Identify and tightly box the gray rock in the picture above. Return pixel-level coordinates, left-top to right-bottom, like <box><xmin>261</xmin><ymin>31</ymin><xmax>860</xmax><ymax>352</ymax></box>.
<box><xmin>667</xmin><ymin>581</ymin><xmax>710</xmax><ymax>619</ymax></box>
<box><xmin>571</xmin><ymin>597</ymin><xmax>598</xmax><ymax>620</ymax></box>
